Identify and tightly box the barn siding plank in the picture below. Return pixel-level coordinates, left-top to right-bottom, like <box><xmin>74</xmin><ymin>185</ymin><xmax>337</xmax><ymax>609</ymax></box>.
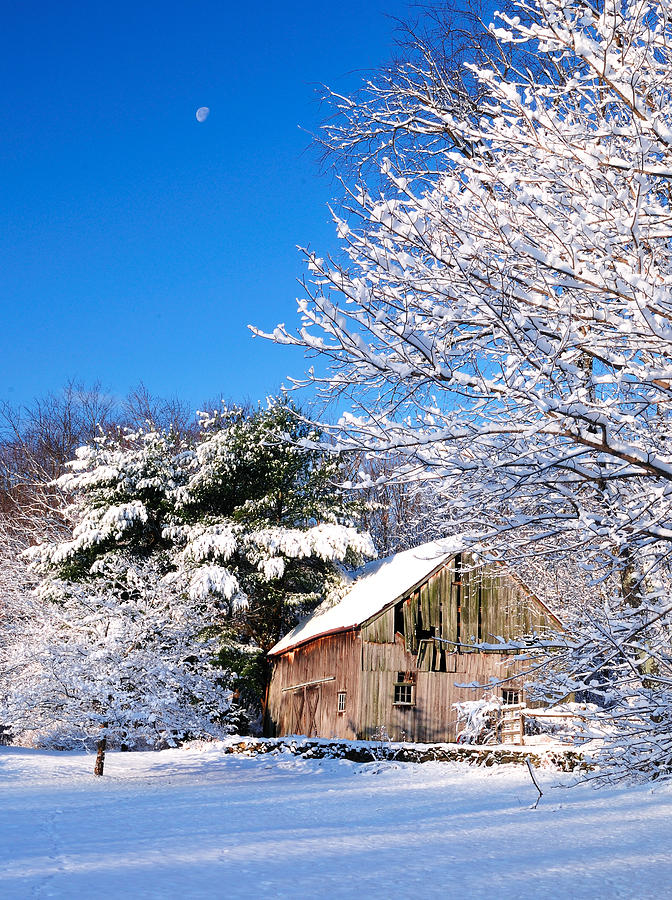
<box><xmin>441</xmin><ymin>567</ymin><xmax>457</xmax><ymax>644</ymax></box>
<box><xmin>403</xmin><ymin>593</ymin><xmax>419</xmax><ymax>653</ymax></box>
<box><xmin>428</xmin><ymin>572</ymin><xmax>440</xmax><ymax>629</ymax></box>
<box><xmin>461</xmin><ymin>564</ymin><xmax>480</xmax><ymax>650</ymax></box>
<box><xmin>420</xmin><ymin>582</ymin><xmax>431</xmax><ymax>628</ymax></box>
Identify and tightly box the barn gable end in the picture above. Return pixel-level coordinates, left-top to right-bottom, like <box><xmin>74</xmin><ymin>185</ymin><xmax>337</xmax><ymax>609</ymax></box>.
<box><xmin>361</xmin><ymin>552</ymin><xmax>561</xmax><ymax>662</ymax></box>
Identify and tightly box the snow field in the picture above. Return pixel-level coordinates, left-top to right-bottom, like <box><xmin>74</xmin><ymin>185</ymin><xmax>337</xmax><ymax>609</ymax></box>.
<box><xmin>1</xmin><ymin>744</ymin><xmax>671</xmax><ymax>899</ymax></box>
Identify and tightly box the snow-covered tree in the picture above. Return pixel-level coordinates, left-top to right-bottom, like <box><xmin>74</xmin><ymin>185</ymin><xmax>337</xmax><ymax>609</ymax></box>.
<box><xmin>170</xmin><ymin>402</ymin><xmax>374</xmax><ymax>709</ymax></box>
<box><xmin>258</xmin><ymin>0</ymin><xmax>672</xmax><ymax>776</ymax></box>
<box><xmin>0</xmin><ymin>428</ymin><xmax>234</xmax><ymax>773</ymax></box>
<box><xmin>2</xmin><ymin>554</ymin><xmax>232</xmax><ymax>774</ymax></box>
<box><xmin>0</xmin><ymin>445</ymin><xmax>71</xmax><ymax>747</ymax></box>
<box><xmin>0</xmin><ymin>402</ymin><xmax>373</xmax><ymax>761</ymax></box>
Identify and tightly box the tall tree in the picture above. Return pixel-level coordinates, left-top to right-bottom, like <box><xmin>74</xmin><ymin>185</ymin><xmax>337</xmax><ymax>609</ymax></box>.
<box><xmin>259</xmin><ymin>0</ymin><xmax>672</xmax><ymax>775</ymax></box>
<box><xmin>172</xmin><ymin>401</ymin><xmax>374</xmax><ymax>710</ymax></box>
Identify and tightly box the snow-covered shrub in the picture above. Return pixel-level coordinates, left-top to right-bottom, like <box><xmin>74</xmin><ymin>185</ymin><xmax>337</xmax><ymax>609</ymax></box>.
<box><xmin>524</xmin><ymin>703</ymin><xmax>600</xmax><ymax>746</ymax></box>
<box><xmin>454</xmin><ymin>695</ymin><xmax>502</xmax><ymax>745</ymax></box>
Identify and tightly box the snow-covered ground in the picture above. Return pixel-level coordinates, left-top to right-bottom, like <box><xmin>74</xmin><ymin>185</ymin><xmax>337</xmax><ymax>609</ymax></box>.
<box><xmin>2</xmin><ymin>744</ymin><xmax>670</xmax><ymax>899</ymax></box>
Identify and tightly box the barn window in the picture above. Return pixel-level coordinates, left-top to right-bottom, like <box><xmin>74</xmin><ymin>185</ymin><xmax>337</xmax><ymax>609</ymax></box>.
<box><xmin>502</xmin><ymin>689</ymin><xmax>521</xmax><ymax>706</ymax></box>
<box><xmin>393</xmin><ymin>673</ymin><xmax>415</xmax><ymax>706</ymax></box>
<box><xmin>337</xmin><ymin>692</ymin><xmax>346</xmax><ymax>713</ymax></box>
<box><xmin>394</xmin><ymin>683</ymin><xmax>414</xmax><ymax>705</ymax></box>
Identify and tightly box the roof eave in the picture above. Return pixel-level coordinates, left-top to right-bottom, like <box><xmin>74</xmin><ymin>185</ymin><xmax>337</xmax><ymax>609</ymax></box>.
<box><xmin>268</xmin><ymin>624</ymin><xmax>359</xmax><ymax>657</ymax></box>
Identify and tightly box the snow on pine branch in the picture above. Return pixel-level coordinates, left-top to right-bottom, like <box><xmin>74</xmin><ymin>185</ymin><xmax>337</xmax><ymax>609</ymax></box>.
<box><xmin>170</xmin><ymin>521</ymin><xmax>375</xmax><ymax>601</ymax></box>
<box><xmin>26</xmin><ymin>500</ymin><xmax>149</xmax><ymax>570</ymax></box>
<box><xmin>245</xmin><ymin>523</ymin><xmax>375</xmax><ymax>567</ymax></box>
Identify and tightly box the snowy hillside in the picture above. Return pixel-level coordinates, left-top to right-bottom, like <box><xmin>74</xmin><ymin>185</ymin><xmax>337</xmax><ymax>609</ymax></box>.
<box><xmin>1</xmin><ymin>745</ymin><xmax>671</xmax><ymax>899</ymax></box>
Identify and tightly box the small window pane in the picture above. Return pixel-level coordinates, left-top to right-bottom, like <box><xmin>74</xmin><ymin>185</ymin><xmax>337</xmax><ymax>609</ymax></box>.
<box><xmin>337</xmin><ymin>692</ymin><xmax>346</xmax><ymax>712</ymax></box>
<box><xmin>502</xmin><ymin>689</ymin><xmax>520</xmax><ymax>706</ymax></box>
<box><xmin>394</xmin><ymin>683</ymin><xmax>414</xmax><ymax>705</ymax></box>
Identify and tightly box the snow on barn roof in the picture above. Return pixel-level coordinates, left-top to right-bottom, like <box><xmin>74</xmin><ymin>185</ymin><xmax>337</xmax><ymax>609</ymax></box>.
<box><xmin>269</xmin><ymin>537</ymin><xmax>464</xmax><ymax>656</ymax></box>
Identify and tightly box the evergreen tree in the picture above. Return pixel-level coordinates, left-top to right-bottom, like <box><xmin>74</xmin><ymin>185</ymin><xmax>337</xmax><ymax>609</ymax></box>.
<box><xmin>172</xmin><ymin>401</ymin><xmax>374</xmax><ymax>712</ymax></box>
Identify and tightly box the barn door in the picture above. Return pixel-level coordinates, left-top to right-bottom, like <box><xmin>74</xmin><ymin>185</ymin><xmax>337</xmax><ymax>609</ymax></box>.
<box><xmin>292</xmin><ymin>690</ymin><xmax>305</xmax><ymax>735</ymax></box>
<box><xmin>305</xmin><ymin>686</ymin><xmax>320</xmax><ymax>737</ymax></box>
<box><xmin>291</xmin><ymin>685</ymin><xmax>321</xmax><ymax>736</ymax></box>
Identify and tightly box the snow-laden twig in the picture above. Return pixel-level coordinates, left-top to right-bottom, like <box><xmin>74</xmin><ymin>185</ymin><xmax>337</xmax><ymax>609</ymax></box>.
<box><xmin>526</xmin><ymin>756</ymin><xmax>543</xmax><ymax>810</ymax></box>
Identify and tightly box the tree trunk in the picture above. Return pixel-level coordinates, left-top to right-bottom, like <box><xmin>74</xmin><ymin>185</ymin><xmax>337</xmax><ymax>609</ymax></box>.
<box><xmin>260</xmin><ymin>654</ymin><xmax>274</xmax><ymax>735</ymax></box>
<box><xmin>620</xmin><ymin>547</ymin><xmax>644</xmax><ymax>609</ymax></box>
<box><xmin>94</xmin><ymin>737</ymin><xmax>106</xmax><ymax>776</ymax></box>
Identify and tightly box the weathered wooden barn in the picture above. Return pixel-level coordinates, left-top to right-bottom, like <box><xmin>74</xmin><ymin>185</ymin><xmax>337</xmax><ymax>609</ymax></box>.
<box><xmin>266</xmin><ymin>540</ymin><xmax>562</xmax><ymax>743</ymax></box>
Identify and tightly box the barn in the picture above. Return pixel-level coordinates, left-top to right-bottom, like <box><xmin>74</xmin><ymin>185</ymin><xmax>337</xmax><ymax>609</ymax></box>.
<box><xmin>265</xmin><ymin>540</ymin><xmax>562</xmax><ymax>743</ymax></box>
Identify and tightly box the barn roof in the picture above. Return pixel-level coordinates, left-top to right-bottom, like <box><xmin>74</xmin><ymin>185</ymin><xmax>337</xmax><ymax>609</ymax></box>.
<box><xmin>268</xmin><ymin>537</ymin><xmax>464</xmax><ymax>656</ymax></box>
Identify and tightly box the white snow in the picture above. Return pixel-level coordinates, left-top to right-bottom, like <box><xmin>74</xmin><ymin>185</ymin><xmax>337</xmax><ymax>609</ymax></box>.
<box><xmin>1</xmin><ymin>744</ymin><xmax>671</xmax><ymax>899</ymax></box>
<box><xmin>269</xmin><ymin>538</ymin><xmax>463</xmax><ymax>655</ymax></box>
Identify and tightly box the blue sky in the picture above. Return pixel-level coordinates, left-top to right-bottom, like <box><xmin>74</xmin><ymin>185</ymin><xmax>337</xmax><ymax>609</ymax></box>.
<box><xmin>0</xmin><ymin>0</ymin><xmax>421</xmax><ymax>411</ymax></box>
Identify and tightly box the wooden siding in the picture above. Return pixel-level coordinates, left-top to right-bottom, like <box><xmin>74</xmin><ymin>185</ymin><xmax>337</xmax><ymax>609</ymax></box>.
<box><xmin>359</xmin><ymin>634</ymin><xmax>526</xmax><ymax>742</ymax></box>
<box><xmin>366</xmin><ymin>554</ymin><xmax>559</xmax><ymax>655</ymax></box>
<box><xmin>361</xmin><ymin>607</ymin><xmax>395</xmax><ymax>643</ymax></box>
<box><xmin>266</xmin><ymin>631</ymin><xmax>362</xmax><ymax>740</ymax></box>
<box><xmin>267</xmin><ymin>553</ymin><xmax>560</xmax><ymax>743</ymax></box>
<box><xmin>354</xmin><ymin>554</ymin><xmax>557</xmax><ymax>740</ymax></box>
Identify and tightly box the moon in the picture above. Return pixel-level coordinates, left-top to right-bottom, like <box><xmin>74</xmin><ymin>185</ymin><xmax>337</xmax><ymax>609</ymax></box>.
<box><xmin>196</xmin><ymin>107</ymin><xmax>210</xmax><ymax>123</ymax></box>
